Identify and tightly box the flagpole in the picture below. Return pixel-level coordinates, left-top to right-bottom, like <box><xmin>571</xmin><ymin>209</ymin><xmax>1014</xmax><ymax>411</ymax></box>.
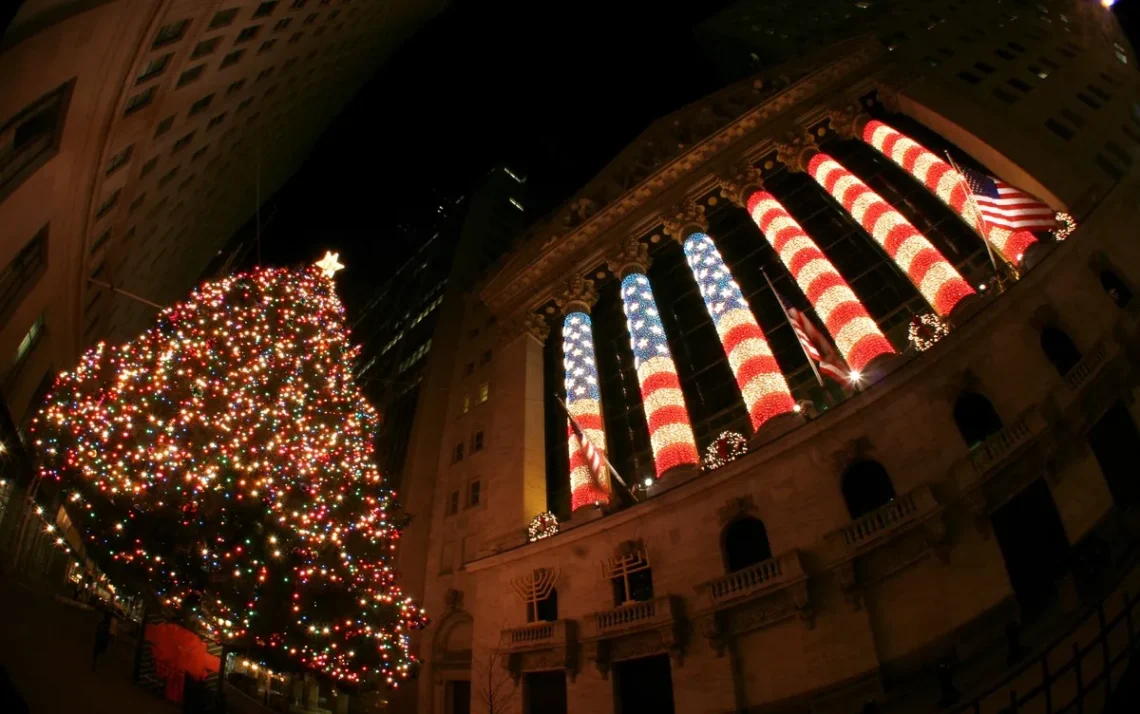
<box><xmin>761</xmin><ymin>267</ymin><xmax>825</xmax><ymax>389</ymax></box>
<box><xmin>554</xmin><ymin>394</ymin><xmax>638</xmax><ymax>500</ymax></box>
<box><xmin>944</xmin><ymin>152</ymin><xmax>1010</xmax><ymax>283</ymax></box>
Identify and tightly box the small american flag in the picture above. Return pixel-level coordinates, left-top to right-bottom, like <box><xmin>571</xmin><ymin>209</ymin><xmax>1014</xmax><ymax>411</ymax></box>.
<box><xmin>778</xmin><ymin>293</ymin><xmax>850</xmax><ymax>384</ymax></box>
<box><xmin>566</xmin><ymin>408</ymin><xmax>608</xmax><ymax>493</ymax></box>
<box><xmin>959</xmin><ymin>166</ymin><xmax>1058</xmax><ymax>232</ymax></box>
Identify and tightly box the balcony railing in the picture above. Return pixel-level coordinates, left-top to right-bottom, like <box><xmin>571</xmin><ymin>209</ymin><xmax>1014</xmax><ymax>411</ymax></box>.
<box><xmin>967</xmin><ymin>408</ymin><xmax>1042</xmax><ymax>476</ymax></box>
<box><xmin>499</xmin><ymin>619</ymin><xmax>571</xmax><ymax>652</ymax></box>
<box><xmin>584</xmin><ymin>595</ymin><xmax>681</xmax><ymax>640</ymax></box>
<box><xmin>826</xmin><ymin>483</ymin><xmax>939</xmax><ymax>559</ymax></box>
<box><xmin>1063</xmin><ymin>338</ymin><xmax>1110</xmax><ymax>393</ymax></box>
<box><xmin>696</xmin><ymin>550</ymin><xmax>805</xmax><ymax>610</ymax></box>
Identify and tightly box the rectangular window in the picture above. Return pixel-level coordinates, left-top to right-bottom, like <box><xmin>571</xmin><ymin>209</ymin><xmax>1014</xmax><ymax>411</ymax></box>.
<box><xmin>468</xmin><ymin>480</ymin><xmax>481</xmax><ymax>507</ymax></box>
<box><xmin>464</xmin><ymin>361</ymin><xmax>474</xmax><ymax>375</ymax></box>
<box><xmin>1076</xmin><ymin>92</ymin><xmax>1101</xmax><ymax>110</ymax></box>
<box><xmin>994</xmin><ymin>48</ymin><xmax>1016</xmax><ymax>61</ymax></box>
<box><xmin>124</xmin><ymin>86</ymin><xmax>155</xmax><ymax>115</ymax></box>
<box><xmin>235</xmin><ymin>26</ymin><xmax>262</xmax><ymax>43</ymax></box>
<box><xmin>974</xmin><ymin>61</ymin><xmax>996</xmax><ymax>74</ymax></box>
<box><xmin>254</xmin><ymin>1</ymin><xmax>279</xmax><ymax>17</ymax></box>
<box><xmin>1</xmin><ymin>80</ymin><xmax>74</xmax><ymax>201</ymax></box>
<box><xmin>257</xmin><ymin>67</ymin><xmax>275</xmax><ymax>82</ymax></box>
<box><xmin>11</xmin><ymin>313</ymin><xmax>45</xmax><ymax>372</ymax></box>
<box><xmin>220</xmin><ymin>50</ymin><xmax>245</xmax><ymax>68</ymax></box>
<box><xmin>1096</xmin><ymin>153</ymin><xmax>1125</xmax><ymax>181</ymax></box>
<box><xmin>0</xmin><ymin>227</ymin><xmax>48</xmax><ymax>325</ymax></box>
<box><xmin>176</xmin><ymin>65</ymin><xmax>205</xmax><ymax>87</ymax></box>
<box><xmin>171</xmin><ymin>131</ymin><xmax>195</xmax><ymax>153</ymax></box>
<box><xmin>237</xmin><ymin>98</ymin><xmax>254</xmax><ymax>113</ymax></box>
<box><xmin>1105</xmin><ymin>140</ymin><xmax>1132</xmax><ymax>166</ymax></box>
<box><xmin>158</xmin><ymin>166</ymin><xmax>178</xmax><ymax>187</ymax></box>
<box><xmin>1030</xmin><ymin>65</ymin><xmax>1050</xmax><ymax>79</ymax></box>
<box><xmin>136</xmin><ymin>54</ymin><xmax>171</xmax><ymax>84</ymax></box>
<box><xmin>191</xmin><ymin>37</ymin><xmax>221</xmax><ymax>59</ymax></box>
<box><xmin>188</xmin><ymin>94</ymin><xmax>214</xmax><ymax>116</ymax></box>
<box><xmin>462</xmin><ymin>394</ymin><xmax>470</xmax><ymax>414</ymax></box>
<box><xmin>291</xmin><ymin>0</ymin><xmax>308</xmax><ymax>7</ymax></box>
<box><xmin>152</xmin><ymin>19</ymin><xmax>189</xmax><ymax>48</ymax></box>
<box><xmin>1059</xmin><ymin>108</ymin><xmax>1085</xmax><ymax>128</ymax></box>
<box><xmin>1123</xmin><ymin>123</ymin><xmax>1140</xmax><ymax>146</ymax></box>
<box><xmin>206</xmin><ymin>113</ymin><xmax>226</xmax><ymax>131</ymax></box>
<box><xmin>1045</xmin><ymin>118</ymin><xmax>1074</xmax><ymax>140</ymax></box>
<box><xmin>104</xmin><ymin>145</ymin><xmax>133</xmax><ymax>175</ymax></box>
<box><xmin>95</xmin><ymin>189</ymin><xmax>120</xmax><ymax>218</ymax></box>
<box><xmin>1039</xmin><ymin>56</ymin><xmax>1059</xmax><ymax>70</ymax></box>
<box><xmin>289</xmin><ymin>31</ymin><xmax>304</xmax><ymax>43</ymax></box>
<box><xmin>226</xmin><ymin>79</ymin><xmax>246</xmax><ymax>95</ymax></box>
<box><xmin>957</xmin><ymin>71</ymin><xmax>981</xmax><ymax>85</ymax></box>
<box><xmin>140</xmin><ymin>156</ymin><xmax>158</xmax><ymax>176</ymax></box>
<box><xmin>1008</xmin><ymin>41</ymin><xmax>1027</xmax><ymax>53</ymax></box>
<box><xmin>128</xmin><ymin>193</ymin><xmax>145</xmax><ymax>213</ymax></box>
<box><xmin>1088</xmin><ymin>84</ymin><xmax>1112</xmax><ymax>102</ymax></box>
<box><xmin>1059</xmin><ymin>47</ymin><xmax>1076</xmax><ymax>59</ymax></box>
<box><xmin>304</xmin><ymin>13</ymin><xmax>318</xmax><ymax>24</ymax></box>
<box><xmin>275</xmin><ymin>17</ymin><xmax>293</xmax><ymax>31</ymax></box>
<box><xmin>209</xmin><ymin>8</ymin><xmax>240</xmax><ymax>29</ymax></box>
<box><xmin>90</xmin><ymin>228</ymin><xmax>111</xmax><ymax>253</ymax></box>
<box><xmin>1007</xmin><ymin>78</ymin><xmax>1032</xmax><ymax>93</ymax></box>
<box><xmin>258</xmin><ymin>39</ymin><xmax>278</xmax><ymax>54</ymax></box>
<box><xmin>454</xmin><ymin>441</ymin><xmax>464</xmax><ymax>462</ymax></box>
<box><xmin>473</xmin><ymin>430</ymin><xmax>484</xmax><ymax>452</ymax></box>
<box><xmin>478</xmin><ymin>381</ymin><xmax>489</xmax><ymax>403</ymax></box>
<box><xmin>992</xmin><ymin>87</ymin><xmax>1018</xmax><ymax>104</ymax></box>
<box><xmin>447</xmin><ymin>492</ymin><xmax>459</xmax><ymax>516</ymax></box>
<box><xmin>481</xmin><ymin>349</ymin><xmax>492</xmax><ymax>364</ymax></box>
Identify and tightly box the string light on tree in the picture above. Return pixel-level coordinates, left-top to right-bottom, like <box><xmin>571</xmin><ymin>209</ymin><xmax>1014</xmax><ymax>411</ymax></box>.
<box><xmin>32</xmin><ymin>262</ymin><xmax>426</xmax><ymax>685</ymax></box>
<box><xmin>702</xmin><ymin>431</ymin><xmax>749</xmax><ymax>470</ymax></box>
<box><xmin>908</xmin><ymin>313</ymin><xmax>951</xmax><ymax>352</ymax></box>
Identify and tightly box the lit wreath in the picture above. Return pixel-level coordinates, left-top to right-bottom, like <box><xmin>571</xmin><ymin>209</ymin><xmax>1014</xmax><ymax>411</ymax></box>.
<box><xmin>702</xmin><ymin>431</ymin><xmax>749</xmax><ymax>470</ymax></box>
<box><xmin>527</xmin><ymin>511</ymin><xmax>559</xmax><ymax>542</ymax></box>
<box><xmin>908</xmin><ymin>313</ymin><xmax>951</xmax><ymax>352</ymax></box>
<box><xmin>1052</xmin><ymin>212</ymin><xmax>1077</xmax><ymax>242</ymax></box>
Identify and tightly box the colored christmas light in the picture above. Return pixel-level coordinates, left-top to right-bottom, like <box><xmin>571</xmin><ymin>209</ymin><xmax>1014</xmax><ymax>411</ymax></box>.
<box><xmin>682</xmin><ymin>233</ymin><xmax>795</xmax><ymax>431</ymax></box>
<box><xmin>861</xmin><ymin>120</ymin><xmax>1037</xmax><ymax>266</ymax></box>
<box><xmin>562</xmin><ymin>312</ymin><xmax>611</xmax><ymax>511</ymax></box>
<box><xmin>746</xmin><ymin>191</ymin><xmax>895</xmax><ymax>372</ymax></box>
<box><xmin>908</xmin><ymin>312</ymin><xmax>951</xmax><ymax>352</ymax></box>
<box><xmin>807</xmin><ymin>153</ymin><xmax>975</xmax><ymax>316</ymax></box>
<box><xmin>701</xmin><ymin>431</ymin><xmax>749</xmax><ymax>470</ymax></box>
<box><xmin>619</xmin><ymin>273</ymin><xmax>699</xmax><ymax>477</ymax></box>
<box><xmin>32</xmin><ymin>264</ymin><xmax>427</xmax><ymax>685</ymax></box>
<box><xmin>526</xmin><ymin>511</ymin><xmax>560</xmax><ymax>542</ymax></box>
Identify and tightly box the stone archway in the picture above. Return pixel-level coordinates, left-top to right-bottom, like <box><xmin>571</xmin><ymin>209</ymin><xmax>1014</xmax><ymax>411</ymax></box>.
<box><xmin>431</xmin><ymin>611</ymin><xmax>473</xmax><ymax>714</ymax></box>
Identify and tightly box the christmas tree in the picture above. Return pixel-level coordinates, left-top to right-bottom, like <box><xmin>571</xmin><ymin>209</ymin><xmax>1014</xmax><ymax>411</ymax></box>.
<box><xmin>32</xmin><ymin>261</ymin><xmax>427</xmax><ymax>686</ymax></box>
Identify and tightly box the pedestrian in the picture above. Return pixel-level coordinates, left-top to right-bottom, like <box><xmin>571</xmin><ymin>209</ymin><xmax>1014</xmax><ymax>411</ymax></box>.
<box><xmin>92</xmin><ymin>611</ymin><xmax>112</xmax><ymax>671</ymax></box>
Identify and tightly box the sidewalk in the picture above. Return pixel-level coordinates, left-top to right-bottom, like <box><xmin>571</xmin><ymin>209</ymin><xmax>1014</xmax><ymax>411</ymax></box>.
<box><xmin>0</xmin><ymin>577</ymin><xmax>178</xmax><ymax>714</ymax></box>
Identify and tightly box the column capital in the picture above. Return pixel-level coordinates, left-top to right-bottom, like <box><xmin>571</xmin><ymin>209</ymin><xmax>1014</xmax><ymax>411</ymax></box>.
<box><xmin>498</xmin><ymin>312</ymin><xmax>551</xmax><ymax>345</ymax></box>
<box><xmin>556</xmin><ymin>276</ymin><xmax>599</xmax><ymax>315</ymax></box>
<box><xmin>718</xmin><ymin>163</ymin><xmax>766</xmax><ymax>208</ymax></box>
<box><xmin>775</xmin><ymin>130</ymin><xmax>820</xmax><ymax>174</ymax></box>
<box><xmin>874</xmin><ymin>78</ymin><xmax>904</xmax><ymax>114</ymax></box>
<box><xmin>605</xmin><ymin>237</ymin><xmax>651</xmax><ymax>278</ymax></box>
<box><xmin>826</xmin><ymin>104</ymin><xmax>872</xmax><ymax>140</ymax></box>
<box><xmin>661</xmin><ymin>202</ymin><xmax>709</xmax><ymax>244</ymax></box>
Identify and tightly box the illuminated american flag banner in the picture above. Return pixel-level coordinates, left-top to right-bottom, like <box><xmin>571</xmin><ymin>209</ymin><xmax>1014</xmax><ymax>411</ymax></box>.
<box><xmin>563</xmin><ymin>312</ymin><xmax>611</xmax><ymax>511</ymax></box>
<box><xmin>958</xmin><ymin>166</ymin><xmax>1058</xmax><ymax>233</ymax></box>
<box><xmin>807</xmin><ymin>153</ymin><xmax>975</xmax><ymax>317</ymax></box>
<box><xmin>682</xmin><ymin>233</ymin><xmax>795</xmax><ymax>431</ymax></box>
<box><xmin>747</xmin><ymin>191</ymin><xmax>894</xmax><ymax>372</ymax></box>
<box><xmin>861</xmin><ymin>120</ymin><xmax>1038</xmax><ymax>265</ymax></box>
<box><xmin>620</xmin><ymin>273</ymin><xmax>699</xmax><ymax>477</ymax></box>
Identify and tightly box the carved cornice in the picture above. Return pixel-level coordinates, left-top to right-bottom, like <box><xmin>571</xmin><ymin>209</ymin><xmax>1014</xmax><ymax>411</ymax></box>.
<box><xmin>605</xmin><ymin>237</ymin><xmax>651</xmax><ymax>278</ymax></box>
<box><xmin>497</xmin><ymin>313</ymin><xmax>551</xmax><ymax>345</ymax></box>
<box><xmin>874</xmin><ymin>77</ymin><xmax>905</xmax><ymax>114</ymax></box>
<box><xmin>826</xmin><ymin>103</ymin><xmax>871</xmax><ymax>140</ymax></box>
<box><xmin>662</xmin><ymin>202</ymin><xmax>709</xmax><ymax>244</ymax></box>
<box><xmin>718</xmin><ymin>163</ymin><xmax>766</xmax><ymax>208</ymax></box>
<box><xmin>478</xmin><ymin>37</ymin><xmax>885</xmax><ymax>314</ymax></box>
<box><xmin>775</xmin><ymin>130</ymin><xmax>820</xmax><ymax>174</ymax></box>
<box><xmin>555</xmin><ymin>276</ymin><xmax>599</xmax><ymax>315</ymax></box>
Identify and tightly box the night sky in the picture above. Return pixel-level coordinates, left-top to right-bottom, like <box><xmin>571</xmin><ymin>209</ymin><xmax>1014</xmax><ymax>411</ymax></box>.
<box><xmin>253</xmin><ymin>0</ymin><xmax>1140</xmax><ymax>309</ymax></box>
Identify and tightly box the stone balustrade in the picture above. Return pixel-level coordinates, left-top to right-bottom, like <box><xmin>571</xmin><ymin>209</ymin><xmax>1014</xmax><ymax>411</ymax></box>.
<box><xmin>825</xmin><ymin>483</ymin><xmax>939</xmax><ymax>561</ymax></box>
<box><xmin>498</xmin><ymin>619</ymin><xmax>572</xmax><ymax>652</ymax></box>
<box><xmin>581</xmin><ymin>594</ymin><xmax>683</xmax><ymax>641</ymax></box>
<box><xmin>1063</xmin><ymin>338</ymin><xmax>1111</xmax><ymax>392</ymax></box>
<box><xmin>695</xmin><ymin>549</ymin><xmax>806</xmax><ymax>611</ymax></box>
<box><xmin>967</xmin><ymin>407</ymin><xmax>1045</xmax><ymax>477</ymax></box>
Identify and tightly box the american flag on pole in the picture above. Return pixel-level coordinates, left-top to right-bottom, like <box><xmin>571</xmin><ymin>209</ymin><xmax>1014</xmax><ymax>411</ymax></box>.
<box><xmin>566</xmin><ymin>409</ymin><xmax>608</xmax><ymax>495</ymax></box>
<box><xmin>778</xmin><ymin>293</ymin><xmax>850</xmax><ymax>384</ymax></box>
<box><xmin>959</xmin><ymin>166</ymin><xmax>1058</xmax><ymax>232</ymax></box>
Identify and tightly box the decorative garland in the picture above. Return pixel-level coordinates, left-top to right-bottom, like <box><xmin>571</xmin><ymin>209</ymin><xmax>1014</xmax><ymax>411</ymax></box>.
<box><xmin>1052</xmin><ymin>212</ymin><xmax>1077</xmax><ymax>242</ymax></box>
<box><xmin>702</xmin><ymin>431</ymin><xmax>749</xmax><ymax>471</ymax></box>
<box><xmin>908</xmin><ymin>313</ymin><xmax>951</xmax><ymax>352</ymax></box>
<box><xmin>527</xmin><ymin>511</ymin><xmax>559</xmax><ymax>542</ymax></box>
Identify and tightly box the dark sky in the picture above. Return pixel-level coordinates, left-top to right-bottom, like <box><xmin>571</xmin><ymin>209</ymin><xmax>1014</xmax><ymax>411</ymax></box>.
<box><xmin>253</xmin><ymin>0</ymin><xmax>732</xmax><ymax>292</ymax></box>
<box><xmin>252</xmin><ymin>0</ymin><xmax>1140</xmax><ymax>304</ymax></box>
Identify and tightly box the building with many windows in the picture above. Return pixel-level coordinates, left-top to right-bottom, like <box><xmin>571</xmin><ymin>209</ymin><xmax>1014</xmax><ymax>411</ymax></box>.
<box><xmin>0</xmin><ymin>0</ymin><xmax>444</xmax><ymax>582</ymax></box>
<box><xmin>404</xmin><ymin>2</ymin><xmax>1140</xmax><ymax>713</ymax></box>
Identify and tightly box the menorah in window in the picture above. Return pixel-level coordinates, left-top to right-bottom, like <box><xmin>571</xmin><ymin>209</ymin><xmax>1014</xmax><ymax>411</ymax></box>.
<box><xmin>511</xmin><ymin>567</ymin><xmax>559</xmax><ymax>623</ymax></box>
<box><xmin>602</xmin><ymin>540</ymin><xmax>654</xmax><ymax>606</ymax></box>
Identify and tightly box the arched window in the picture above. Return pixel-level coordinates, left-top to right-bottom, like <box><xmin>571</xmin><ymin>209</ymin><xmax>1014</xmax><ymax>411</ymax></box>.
<box><xmin>954</xmin><ymin>391</ymin><xmax>1004</xmax><ymax>447</ymax></box>
<box><xmin>1101</xmin><ymin>270</ymin><xmax>1133</xmax><ymax>308</ymax></box>
<box><xmin>841</xmin><ymin>460</ymin><xmax>897</xmax><ymax>520</ymax></box>
<box><xmin>1040</xmin><ymin>326</ymin><xmax>1082</xmax><ymax>376</ymax></box>
<box><xmin>721</xmin><ymin>516</ymin><xmax>773</xmax><ymax>572</ymax></box>
<box><xmin>527</xmin><ymin>589</ymin><xmax>559</xmax><ymax>622</ymax></box>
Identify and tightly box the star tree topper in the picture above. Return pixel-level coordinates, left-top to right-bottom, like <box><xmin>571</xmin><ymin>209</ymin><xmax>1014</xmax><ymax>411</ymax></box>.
<box><xmin>316</xmin><ymin>251</ymin><xmax>345</xmax><ymax>278</ymax></box>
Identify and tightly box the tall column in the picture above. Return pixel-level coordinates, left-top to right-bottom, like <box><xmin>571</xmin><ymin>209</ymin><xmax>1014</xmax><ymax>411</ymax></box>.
<box><xmin>607</xmin><ymin>238</ymin><xmax>700</xmax><ymax>481</ymax></box>
<box><xmin>664</xmin><ymin>204</ymin><xmax>796</xmax><ymax>435</ymax></box>
<box><xmin>720</xmin><ymin>167</ymin><xmax>896</xmax><ymax>376</ymax></box>
<box><xmin>777</xmin><ymin>134</ymin><xmax>975</xmax><ymax>318</ymax></box>
<box><xmin>557</xmin><ymin>278</ymin><xmax>611</xmax><ymax>512</ymax></box>
<box><xmin>828</xmin><ymin>106</ymin><xmax>1038</xmax><ymax>267</ymax></box>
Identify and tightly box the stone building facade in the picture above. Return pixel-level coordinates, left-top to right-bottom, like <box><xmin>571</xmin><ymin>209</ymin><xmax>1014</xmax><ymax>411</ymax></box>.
<box><xmin>403</xmin><ymin>2</ymin><xmax>1140</xmax><ymax>712</ymax></box>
